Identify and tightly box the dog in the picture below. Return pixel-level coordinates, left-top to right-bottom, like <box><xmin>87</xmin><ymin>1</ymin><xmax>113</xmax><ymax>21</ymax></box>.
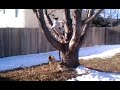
<box><xmin>48</xmin><ymin>55</ymin><xmax>56</xmax><ymax>65</ymax></box>
<box><xmin>50</xmin><ymin>17</ymin><xmax>66</xmax><ymax>43</ymax></box>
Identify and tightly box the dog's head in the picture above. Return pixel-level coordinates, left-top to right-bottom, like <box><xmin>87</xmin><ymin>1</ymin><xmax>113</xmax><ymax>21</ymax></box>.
<box><xmin>48</xmin><ymin>55</ymin><xmax>56</xmax><ymax>64</ymax></box>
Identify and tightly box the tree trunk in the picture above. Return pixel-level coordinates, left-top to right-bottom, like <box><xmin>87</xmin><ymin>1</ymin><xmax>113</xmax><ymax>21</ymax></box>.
<box><xmin>61</xmin><ymin>47</ymin><xmax>80</xmax><ymax>68</ymax></box>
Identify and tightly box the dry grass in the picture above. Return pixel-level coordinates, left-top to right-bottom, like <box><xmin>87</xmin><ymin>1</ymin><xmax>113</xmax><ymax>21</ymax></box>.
<box><xmin>80</xmin><ymin>53</ymin><xmax>120</xmax><ymax>73</ymax></box>
<box><xmin>0</xmin><ymin>62</ymin><xmax>77</xmax><ymax>81</ymax></box>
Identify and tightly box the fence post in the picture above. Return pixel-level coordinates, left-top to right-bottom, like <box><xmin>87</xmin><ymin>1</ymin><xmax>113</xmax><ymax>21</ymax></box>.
<box><xmin>104</xmin><ymin>27</ymin><xmax>106</xmax><ymax>45</ymax></box>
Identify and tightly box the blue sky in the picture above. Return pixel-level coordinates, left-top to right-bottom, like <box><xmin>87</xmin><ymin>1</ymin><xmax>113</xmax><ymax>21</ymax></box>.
<box><xmin>100</xmin><ymin>9</ymin><xmax>120</xmax><ymax>19</ymax></box>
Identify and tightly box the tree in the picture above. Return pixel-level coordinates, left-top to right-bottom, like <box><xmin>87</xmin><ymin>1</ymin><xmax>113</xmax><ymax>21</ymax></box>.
<box><xmin>100</xmin><ymin>9</ymin><xmax>120</xmax><ymax>27</ymax></box>
<box><xmin>33</xmin><ymin>9</ymin><xmax>103</xmax><ymax>68</ymax></box>
<box><xmin>92</xmin><ymin>9</ymin><xmax>120</xmax><ymax>27</ymax></box>
<box><xmin>92</xmin><ymin>15</ymin><xmax>111</xmax><ymax>27</ymax></box>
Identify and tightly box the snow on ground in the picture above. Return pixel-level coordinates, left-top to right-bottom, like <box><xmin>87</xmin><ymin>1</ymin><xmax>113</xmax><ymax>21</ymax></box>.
<box><xmin>79</xmin><ymin>45</ymin><xmax>120</xmax><ymax>60</ymax></box>
<box><xmin>1</xmin><ymin>44</ymin><xmax>120</xmax><ymax>81</ymax></box>
<box><xmin>68</xmin><ymin>66</ymin><xmax>120</xmax><ymax>81</ymax></box>
<box><xmin>0</xmin><ymin>51</ymin><xmax>61</xmax><ymax>71</ymax></box>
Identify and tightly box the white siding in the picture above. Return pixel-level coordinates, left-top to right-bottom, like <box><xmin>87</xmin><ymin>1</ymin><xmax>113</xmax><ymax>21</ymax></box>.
<box><xmin>0</xmin><ymin>9</ymin><xmax>25</xmax><ymax>27</ymax></box>
<box><xmin>24</xmin><ymin>9</ymin><xmax>39</xmax><ymax>28</ymax></box>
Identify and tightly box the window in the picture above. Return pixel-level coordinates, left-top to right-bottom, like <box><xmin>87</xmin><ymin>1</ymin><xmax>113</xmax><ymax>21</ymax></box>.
<box><xmin>0</xmin><ymin>9</ymin><xmax>5</xmax><ymax>14</ymax></box>
<box><xmin>15</xmin><ymin>9</ymin><xmax>18</xmax><ymax>17</ymax></box>
<box><xmin>3</xmin><ymin>9</ymin><xmax>5</xmax><ymax>14</ymax></box>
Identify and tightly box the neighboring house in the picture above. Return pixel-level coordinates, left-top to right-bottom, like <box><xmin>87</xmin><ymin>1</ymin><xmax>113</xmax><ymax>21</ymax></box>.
<box><xmin>0</xmin><ymin>9</ymin><xmax>88</xmax><ymax>28</ymax></box>
<box><xmin>0</xmin><ymin>9</ymin><xmax>39</xmax><ymax>28</ymax></box>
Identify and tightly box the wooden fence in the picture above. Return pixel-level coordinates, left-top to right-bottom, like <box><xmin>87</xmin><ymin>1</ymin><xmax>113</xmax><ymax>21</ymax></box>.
<box><xmin>0</xmin><ymin>28</ymin><xmax>55</xmax><ymax>57</ymax></box>
<box><xmin>0</xmin><ymin>27</ymin><xmax>120</xmax><ymax>57</ymax></box>
<box><xmin>82</xmin><ymin>27</ymin><xmax>120</xmax><ymax>47</ymax></box>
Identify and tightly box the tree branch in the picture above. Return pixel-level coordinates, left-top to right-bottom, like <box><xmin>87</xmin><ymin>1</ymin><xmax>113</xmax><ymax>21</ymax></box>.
<box><xmin>34</xmin><ymin>9</ymin><xmax>64</xmax><ymax>51</ymax></box>
<box><xmin>44</xmin><ymin>9</ymin><xmax>53</xmax><ymax>26</ymax></box>
<box><xmin>63</xmin><ymin>9</ymin><xmax>73</xmax><ymax>33</ymax></box>
<box><xmin>69</xmin><ymin>9</ymin><xmax>82</xmax><ymax>50</ymax></box>
<box><xmin>48</xmin><ymin>9</ymin><xmax>56</xmax><ymax>16</ymax></box>
<box><xmin>32</xmin><ymin>9</ymin><xmax>39</xmax><ymax>19</ymax></box>
<box><xmin>81</xmin><ymin>9</ymin><xmax>94</xmax><ymax>36</ymax></box>
<box><xmin>63</xmin><ymin>9</ymin><xmax>73</xmax><ymax>42</ymax></box>
<box><xmin>78</xmin><ymin>9</ymin><xmax>103</xmax><ymax>48</ymax></box>
<box><xmin>83</xmin><ymin>9</ymin><xmax>103</xmax><ymax>24</ymax></box>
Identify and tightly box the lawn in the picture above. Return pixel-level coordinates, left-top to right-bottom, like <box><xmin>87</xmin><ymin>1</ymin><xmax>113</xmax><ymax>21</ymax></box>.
<box><xmin>0</xmin><ymin>53</ymin><xmax>120</xmax><ymax>81</ymax></box>
<box><xmin>80</xmin><ymin>53</ymin><xmax>120</xmax><ymax>73</ymax></box>
<box><xmin>0</xmin><ymin>62</ymin><xmax>77</xmax><ymax>81</ymax></box>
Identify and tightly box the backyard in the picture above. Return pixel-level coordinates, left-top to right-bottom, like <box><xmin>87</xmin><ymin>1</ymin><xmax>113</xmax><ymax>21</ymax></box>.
<box><xmin>0</xmin><ymin>45</ymin><xmax>120</xmax><ymax>81</ymax></box>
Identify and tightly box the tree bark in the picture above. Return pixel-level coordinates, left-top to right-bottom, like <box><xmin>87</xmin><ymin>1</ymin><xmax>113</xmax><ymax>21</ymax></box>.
<box><xmin>69</xmin><ymin>9</ymin><xmax>82</xmax><ymax>51</ymax></box>
<box><xmin>59</xmin><ymin>9</ymin><xmax>82</xmax><ymax>68</ymax></box>
<box><xmin>63</xmin><ymin>9</ymin><xmax>73</xmax><ymax>42</ymax></box>
<box><xmin>61</xmin><ymin>47</ymin><xmax>80</xmax><ymax>68</ymax></box>
<box><xmin>44</xmin><ymin>9</ymin><xmax>53</xmax><ymax>26</ymax></box>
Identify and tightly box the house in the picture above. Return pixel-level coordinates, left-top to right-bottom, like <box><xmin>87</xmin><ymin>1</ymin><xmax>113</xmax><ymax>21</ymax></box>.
<box><xmin>0</xmin><ymin>9</ymin><xmax>88</xmax><ymax>28</ymax></box>
<box><xmin>0</xmin><ymin>9</ymin><xmax>39</xmax><ymax>28</ymax></box>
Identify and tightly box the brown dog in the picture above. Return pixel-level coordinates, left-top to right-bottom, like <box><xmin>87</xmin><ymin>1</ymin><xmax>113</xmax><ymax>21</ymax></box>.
<box><xmin>48</xmin><ymin>55</ymin><xmax>56</xmax><ymax>65</ymax></box>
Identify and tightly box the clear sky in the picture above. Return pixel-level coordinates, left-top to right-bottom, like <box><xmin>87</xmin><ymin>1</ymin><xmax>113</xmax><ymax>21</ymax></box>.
<box><xmin>100</xmin><ymin>9</ymin><xmax>120</xmax><ymax>19</ymax></box>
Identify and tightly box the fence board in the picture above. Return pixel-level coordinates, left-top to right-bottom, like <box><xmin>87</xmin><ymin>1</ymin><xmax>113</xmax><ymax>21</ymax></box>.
<box><xmin>0</xmin><ymin>27</ymin><xmax>120</xmax><ymax>57</ymax></box>
<box><xmin>3</xmin><ymin>29</ymin><xmax>9</xmax><ymax>57</ymax></box>
<box><xmin>0</xmin><ymin>29</ymin><xmax>4</xmax><ymax>57</ymax></box>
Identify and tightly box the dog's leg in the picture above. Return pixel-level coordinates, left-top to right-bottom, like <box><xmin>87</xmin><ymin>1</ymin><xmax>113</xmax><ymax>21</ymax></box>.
<box><xmin>59</xmin><ymin>50</ymin><xmax>61</xmax><ymax>59</ymax></box>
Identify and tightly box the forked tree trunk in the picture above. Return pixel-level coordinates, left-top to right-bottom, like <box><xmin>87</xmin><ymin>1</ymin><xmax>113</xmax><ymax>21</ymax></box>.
<box><xmin>33</xmin><ymin>9</ymin><xmax>103</xmax><ymax>69</ymax></box>
<box><xmin>61</xmin><ymin>47</ymin><xmax>80</xmax><ymax>68</ymax></box>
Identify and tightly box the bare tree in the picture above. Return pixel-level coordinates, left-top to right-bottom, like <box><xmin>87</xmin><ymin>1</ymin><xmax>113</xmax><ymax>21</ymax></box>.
<box><xmin>101</xmin><ymin>9</ymin><xmax>120</xmax><ymax>27</ymax></box>
<box><xmin>33</xmin><ymin>9</ymin><xmax>103</xmax><ymax>68</ymax></box>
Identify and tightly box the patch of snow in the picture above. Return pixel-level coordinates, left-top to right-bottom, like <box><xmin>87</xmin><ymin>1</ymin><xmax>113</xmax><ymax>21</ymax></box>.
<box><xmin>79</xmin><ymin>45</ymin><xmax>120</xmax><ymax>59</ymax></box>
<box><xmin>0</xmin><ymin>51</ymin><xmax>61</xmax><ymax>71</ymax></box>
<box><xmin>68</xmin><ymin>66</ymin><xmax>120</xmax><ymax>81</ymax></box>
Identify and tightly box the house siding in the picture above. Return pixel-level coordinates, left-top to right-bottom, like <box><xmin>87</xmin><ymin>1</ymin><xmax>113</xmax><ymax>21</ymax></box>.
<box><xmin>24</xmin><ymin>9</ymin><xmax>39</xmax><ymax>28</ymax></box>
<box><xmin>0</xmin><ymin>9</ymin><xmax>25</xmax><ymax>27</ymax></box>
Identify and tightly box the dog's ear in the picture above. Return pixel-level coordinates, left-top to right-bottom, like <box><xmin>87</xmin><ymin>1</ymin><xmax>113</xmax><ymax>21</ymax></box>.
<box><xmin>48</xmin><ymin>55</ymin><xmax>52</xmax><ymax>61</ymax></box>
<box><xmin>54</xmin><ymin>17</ymin><xmax>59</xmax><ymax>20</ymax></box>
<box><xmin>48</xmin><ymin>55</ymin><xmax>51</xmax><ymax>59</ymax></box>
